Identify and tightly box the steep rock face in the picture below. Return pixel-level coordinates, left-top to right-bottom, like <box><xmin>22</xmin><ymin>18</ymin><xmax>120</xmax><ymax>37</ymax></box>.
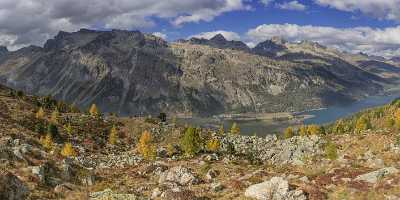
<box><xmin>252</xmin><ymin>39</ymin><xmax>287</xmax><ymax>57</ymax></box>
<box><xmin>0</xmin><ymin>30</ymin><xmax>394</xmax><ymax>116</ymax></box>
<box><xmin>181</xmin><ymin>34</ymin><xmax>250</xmax><ymax>52</ymax></box>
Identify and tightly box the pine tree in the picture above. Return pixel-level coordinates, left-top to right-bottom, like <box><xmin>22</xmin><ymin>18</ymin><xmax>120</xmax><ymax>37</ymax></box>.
<box><xmin>61</xmin><ymin>142</ymin><xmax>77</xmax><ymax>157</ymax></box>
<box><xmin>35</xmin><ymin>123</ymin><xmax>46</xmax><ymax>135</ymax></box>
<box><xmin>108</xmin><ymin>125</ymin><xmax>118</xmax><ymax>145</ymax></box>
<box><xmin>230</xmin><ymin>123</ymin><xmax>240</xmax><ymax>135</ymax></box>
<box><xmin>35</xmin><ymin>107</ymin><xmax>45</xmax><ymax>119</ymax></box>
<box><xmin>139</xmin><ymin>130</ymin><xmax>156</xmax><ymax>159</ymax></box>
<box><xmin>284</xmin><ymin>127</ymin><xmax>294</xmax><ymax>139</ymax></box>
<box><xmin>42</xmin><ymin>133</ymin><xmax>53</xmax><ymax>150</ymax></box>
<box><xmin>180</xmin><ymin>126</ymin><xmax>202</xmax><ymax>156</ymax></box>
<box><xmin>47</xmin><ymin>123</ymin><xmax>59</xmax><ymax>139</ymax></box>
<box><xmin>89</xmin><ymin>104</ymin><xmax>100</xmax><ymax>118</ymax></box>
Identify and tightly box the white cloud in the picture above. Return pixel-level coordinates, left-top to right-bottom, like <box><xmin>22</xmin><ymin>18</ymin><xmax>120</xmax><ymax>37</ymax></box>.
<box><xmin>276</xmin><ymin>1</ymin><xmax>307</xmax><ymax>11</ymax></box>
<box><xmin>152</xmin><ymin>32</ymin><xmax>167</xmax><ymax>40</ymax></box>
<box><xmin>260</xmin><ymin>0</ymin><xmax>274</xmax><ymax>6</ymax></box>
<box><xmin>315</xmin><ymin>0</ymin><xmax>400</xmax><ymax>21</ymax></box>
<box><xmin>189</xmin><ymin>30</ymin><xmax>241</xmax><ymax>41</ymax></box>
<box><xmin>246</xmin><ymin>23</ymin><xmax>400</xmax><ymax>57</ymax></box>
<box><xmin>0</xmin><ymin>0</ymin><xmax>250</xmax><ymax>50</ymax></box>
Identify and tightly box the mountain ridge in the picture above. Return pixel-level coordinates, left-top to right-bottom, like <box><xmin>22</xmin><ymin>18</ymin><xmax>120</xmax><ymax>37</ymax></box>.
<box><xmin>0</xmin><ymin>29</ymin><xmax>398</xmax><ymax>116</ymax></box>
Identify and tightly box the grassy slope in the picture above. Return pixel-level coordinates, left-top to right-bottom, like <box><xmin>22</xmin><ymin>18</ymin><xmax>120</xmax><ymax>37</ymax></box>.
<box><xmin>1</xmin><ymin>84</ymin><xmax>400</xmax><ymax>199</ymax></box>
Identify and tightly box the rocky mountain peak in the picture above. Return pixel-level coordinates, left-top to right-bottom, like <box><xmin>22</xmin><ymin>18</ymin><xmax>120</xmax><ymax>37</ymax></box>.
<box><xmin>209</xmin><ymin>34</ymin><xmax>227</xmax><ymax>42</ymax></box>
<box><xmin>252</xmin><ymin>39</ymin><xmax>287</xmax><ymax>57</ymax></box>
<box><xmin>270</xmin><ymin>36</ymin><xmax>287</xmax><ymax>45</ymax></box>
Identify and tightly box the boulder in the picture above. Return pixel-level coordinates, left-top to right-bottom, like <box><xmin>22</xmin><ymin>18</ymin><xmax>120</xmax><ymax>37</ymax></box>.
<box><xmin>355</xmin><ymin>167</ymin><xmax>399</xmax><ymax>184</ymax></box>
<box><xmin>0</xmin><ymin>171</ymin><xmax>29</xmax><ymax>200</ymax></box>
<box><xmin>159</xmin><ymin>166</ymin><xmax>199</xmax><ymax>186</ymax></box>
<box><xmin>30</xmin><ymin>165</ymin><xmax>47</xmax><ymax>183</ymax></box>
<box><xmin>244</xmin><ymin>177</ymin><xmax>306</xmax><ymax>200</ymax></box>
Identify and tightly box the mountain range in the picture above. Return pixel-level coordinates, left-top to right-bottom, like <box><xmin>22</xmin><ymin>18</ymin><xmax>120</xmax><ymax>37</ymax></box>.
<box><xmin>0</xmin><ymin>29</ymin><xmax>399</xmax><ymax>116</ymax></box>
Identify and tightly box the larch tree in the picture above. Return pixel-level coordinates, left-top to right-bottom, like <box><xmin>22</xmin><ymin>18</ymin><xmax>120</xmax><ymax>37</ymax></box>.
<box><xmin>89</xmin><ymin>104</ymin><xmax>100</xmax><ymax>118</ymax></box>
<box><xmin>180</xmin><ymin>126</ymin><xmax>202</xmax><ymax>156</ymax></box>
<box><xmin>108</xmin><ymin>125</ymin><xmax>118</xmax><ymax>145</ymax></box>
<box><xmin>42</xmin><ymin>133</ymin><xmax>54</xmax><ymax>151</ymax></box>
<box><xmin>61</xmin><ymin>142</ymin><xmax>77</xmax><ymax>157</ymax></box>
<box><xmin>284</xmin><ymin>127</ymin><xmax>294</xmax><ymax>139</ymax></box>
<box><xmin>36</xmin><ymin>107</ymin><xmax>45</xmax><ymax>119</ymax></box>
<box><xmin>139</xmin><ymin>130</ymin><xmax>155</xmax><ymax>159</ymax></box>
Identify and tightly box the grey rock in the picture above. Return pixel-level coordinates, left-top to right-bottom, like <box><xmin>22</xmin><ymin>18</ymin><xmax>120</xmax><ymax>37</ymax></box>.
<box><xmin>355</xmin><ymin>167</ymin><xmax>399</xmax><ymax>184</ymax></box>
<box><xmin>299</xmin><ymin>176</ymin><xmax>310</xmax><ymax>183</ymax></box>
<box><xmin>159</xmin><ymin>166</ymin><xmax>199</xmax><ymax>186</ymax></box>
<box><xmin>221</xmin><ymin>135</ymin><xmax>325</xmax><ymax>165</ymax></box>
<box><xmin>244</xmin><ymin>176</ymin><xmax>306</xmax><ymax>200</ymax></box>
<box><xmin>30</xmin><ymin>165</ymin><xmax>46</xmax><ymax>183</ymax></box>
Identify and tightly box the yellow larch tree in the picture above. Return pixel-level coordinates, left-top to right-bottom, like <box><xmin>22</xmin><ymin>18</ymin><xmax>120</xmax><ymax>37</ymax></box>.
<box><xmin>139</xmin><ymin>130</ymin><xmax>156</xmax><ymax>159</ymax></box>
<box><xmin>108</xmin><ymin>125</ymin><xmax>118</xmax><ymax>145</ymax></box>
<box><xmin>36</xmin><ymin>107</ymin><xmax>45</xmax><ymax>119</ymax></box>
<box><xmin>89</xmin><ymin>104</ymin><xmax>100</xmax><ymax>118</ymax></box>
<box><xmin>61</xmin><ymin>142</ymin><xmax>77</xmax><ymax>157</ymax></box>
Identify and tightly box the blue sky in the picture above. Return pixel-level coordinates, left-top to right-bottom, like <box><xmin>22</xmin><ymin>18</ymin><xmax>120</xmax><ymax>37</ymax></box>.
<box><xmin>148</xmin><ymin>0</ymin><xmax>398</xmax><ymax>41</ymax></box>
<box><xmin>1</xmin><ymin>0</ymin><xmax>400</xmax><ymax>57</ymax></box>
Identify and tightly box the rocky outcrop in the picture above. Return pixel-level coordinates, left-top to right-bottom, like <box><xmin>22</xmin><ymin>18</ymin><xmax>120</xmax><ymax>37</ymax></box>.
<box><xmin>354</xmin><ymin>167</ymin><xmax>399</xmax><ymax>184</ymax></box>
<box><xmin>0</xmin><ymin>171</ymin><xmax>30</xmax><ymax>200</ymax></box>
<box><xmin>182</xmin><ymin>34</ymin><xmax>250</xmax><ymax>52</ymax></box>
<box><xmin>252</xmin><ymin>37</ymin><xmax>287</xmax><ymax>57</ymax></box>
<box><xmin>158</xmin><ymin>166</ymin><xmax>200</xmax><ymax>186</ymax></box>
<box><xmin>244</xmin><ymin>176</ymin><xmax>306</xmax><ymax>200</ymax></box>
<box><xmin>221</xmin><ymin>135</ymin><xmax>325</xmax><ymax>165</ymax></box>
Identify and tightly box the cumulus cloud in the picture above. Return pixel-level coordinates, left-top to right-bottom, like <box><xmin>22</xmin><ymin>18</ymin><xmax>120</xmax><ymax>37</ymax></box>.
<box><xmin>315</xmin><ymin>0</ymin><xmax>400</xmax><ymax>21</ymax></box>
<box><xmin>189</xmin><ymin>30</ymin><xmax>241</xmax><ymax>41</ymax></box>
<box><xmin>0</xmin><ymin>0</ymin><xmax>250</xmax><ymax>50</ymax></box>
<box><xmin>276</xmin><ymin>1</ymin><xmax>307</xmax><ymax>11</ymax></box>
<box><xmin>152</xmin><ymin>32</ymin><xmax>167</xmax><ymax>40</ymax></box>
<box><xmin>246</xmin><ymin>23</ymin><xmax>400</xmax><ymax>57</ymax></box>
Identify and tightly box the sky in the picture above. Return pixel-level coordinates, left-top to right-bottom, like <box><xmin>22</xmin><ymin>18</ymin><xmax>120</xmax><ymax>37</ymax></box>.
<box><xmin>1</xmin><ymin>0</ymin><xmax>400</xmax><ymax>57</ymax></box>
